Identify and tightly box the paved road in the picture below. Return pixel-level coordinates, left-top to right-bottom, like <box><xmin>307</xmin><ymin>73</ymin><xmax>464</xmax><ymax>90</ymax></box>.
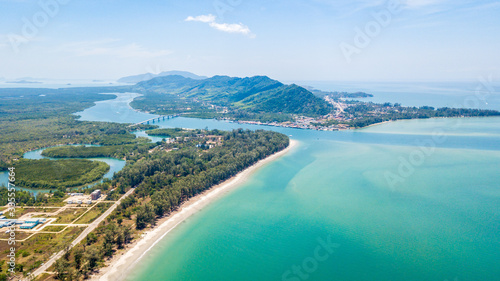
<box><xmin>28</xmin><ymin>188</ymin><xmax>135</xmax><ymax>280</ymax></box>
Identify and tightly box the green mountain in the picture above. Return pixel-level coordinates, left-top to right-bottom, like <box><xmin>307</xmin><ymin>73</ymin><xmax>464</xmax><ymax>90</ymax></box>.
<box><xmin>134</xmin><ymin>75</ymin><xmax>332</xmax><ymax>116</ymax></box>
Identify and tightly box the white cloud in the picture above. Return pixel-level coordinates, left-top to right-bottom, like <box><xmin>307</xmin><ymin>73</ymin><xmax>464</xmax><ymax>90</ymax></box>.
<box><xmin>185</xmin><ymin>14</ymin><xmax>255</xmax><ymax>38</ymax></box>
<box><xmin>58</xmin><ymin>39</ymin><xmax>172</xmax><ymax>58</ymax></box>
<box><xmin>209</xmin><ymin>22</ymin><xmax>254</xmax><ymax>37</ymax></box>
<box><xmin>185</xmin><ymin>14</ymin><xmax>216</xmax><ymax>23</ymax></box>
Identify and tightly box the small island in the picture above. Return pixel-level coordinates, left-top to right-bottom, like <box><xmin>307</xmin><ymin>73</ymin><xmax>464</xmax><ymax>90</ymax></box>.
<box><xmin>6</xmin><ymin>80</ymin><xmax>43</xmax><ymax>84</ymax></box>
<box><xmin>13</xmin><ymin>159</ymin><xmax>110</xmax><ymax>189</ymax></box>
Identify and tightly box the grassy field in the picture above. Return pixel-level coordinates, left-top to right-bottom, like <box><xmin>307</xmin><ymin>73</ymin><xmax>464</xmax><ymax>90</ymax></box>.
<box><xmin>0</xmin><ymin>232</ymin><xmax>31</xmax><ymax>240</ymax></box>
<box><xmin>13</xmin><ymin>207</ymin><xmax>44</xmax><ymax>218</ymax></box>
<box><xmin>0</xmin><ymin>227</ymin><xmax>84</xmax><ymax>276</ymax></box>
<box><xmin>54</xmin><ymin>208</ymin><xmax>88</xmax><ymax>224</ymax></box>
<box><xmin>41</xmin><ymin>225</ymin><xmax>66</xmax><ymax>232</ymax></box>
<box><xmin>74</xmin><ymin>203</ymin><xmax>113</xmax><ymax>224</ymax></box>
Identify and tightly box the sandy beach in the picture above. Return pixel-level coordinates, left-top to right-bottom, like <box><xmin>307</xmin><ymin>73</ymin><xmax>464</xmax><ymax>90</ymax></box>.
<box><xmin>94</xmin><ymin>139</ymin><xmax>298</xmax><ymax>281</ymax></box>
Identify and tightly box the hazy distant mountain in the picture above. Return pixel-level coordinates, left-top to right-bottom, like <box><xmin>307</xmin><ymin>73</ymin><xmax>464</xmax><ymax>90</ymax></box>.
<box><xmin>117</xmin><ymin>71</ymin><xmax>207</xmax><ymax>83</ymax></box>
<box><xmin>135</xmin><ymin>75</ymin><xmax>332</xmax><ymax>116</ymax></box>
<box><xmin>6</xmin><ymin>80</ymin><xmax>43</xmax><ymax>84</ymax></box>
<box><xmin>117</xmin><ymin>73</ymin><xmax>156</xmax><ymax>83</ymax></box>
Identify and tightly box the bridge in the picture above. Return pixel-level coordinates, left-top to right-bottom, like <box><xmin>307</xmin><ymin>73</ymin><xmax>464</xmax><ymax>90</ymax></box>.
<box><xmin>128</xmin><ymin>114</ymin><xmax>179</xmax><ymax>127</ymax></box>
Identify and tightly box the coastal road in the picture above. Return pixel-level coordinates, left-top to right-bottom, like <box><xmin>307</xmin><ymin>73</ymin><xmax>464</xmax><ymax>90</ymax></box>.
<box><xmin>28</xmin><ymin>188</ymin><xmax>136</xmax><ymax>280</ymax></box>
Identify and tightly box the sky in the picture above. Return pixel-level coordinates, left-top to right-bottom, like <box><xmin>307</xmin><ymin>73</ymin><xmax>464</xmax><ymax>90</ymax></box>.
<box><xmin>0</xmin><ymin>0</ymin><xmax>499</xmax><ymax>82</ymax></box>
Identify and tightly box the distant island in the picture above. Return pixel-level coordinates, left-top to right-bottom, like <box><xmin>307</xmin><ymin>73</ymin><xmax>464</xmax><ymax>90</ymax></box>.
<box><xmin>118</xmin><ymin>70</ymin><xmax>208</xmax><ymax>83</ymax></box>
<box><xmin>6</xmin><ymin>80</ymin><xmax>43</xmax><ymax>84</ymax></box>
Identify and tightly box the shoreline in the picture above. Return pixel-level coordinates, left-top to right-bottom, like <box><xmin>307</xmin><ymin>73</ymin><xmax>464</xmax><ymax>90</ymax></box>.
<box><xmin>84</xmin><ymin>92</ymin><xmax>500</xmax><ymax>132</ymax></box>
<box><xmin>94</xmin><ymin>139</ymin><xmax>299</xmax><ymax>281</ymax></box>
<box><xmin>358</xmin><ymin>115</ymin><xmax>500</xmax><ymax>130</ymax></box>
<box><xmin>234</xmin><ymin>115</ymin><xmax>500</xmax><ymax>131</ymax></box>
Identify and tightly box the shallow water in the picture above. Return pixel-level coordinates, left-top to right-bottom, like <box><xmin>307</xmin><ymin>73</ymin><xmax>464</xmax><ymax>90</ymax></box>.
<box><xmin>71</xmin><ymin>92</ymin><xmax>500</xmax><ymax>281</ymax></box>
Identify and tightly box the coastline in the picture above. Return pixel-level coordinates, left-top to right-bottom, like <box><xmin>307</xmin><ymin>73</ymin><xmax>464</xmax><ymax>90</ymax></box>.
<box><xmin>235</xmin><ymin>115</ymin><xmax>500</xmax><ymax>132</ymax></box>
<box><xmin>357</xmin><ymin>115</ymin><xmax>500</xmax><ymax>130</ymax></box>
<box><xmin>359</xmin><ymin>120</ymin><xmax>393</xmax><ymax>129</ymax></box>
<box><xmin>94</xmin><ymin>139</ymin><xmax>299</xmax><ymax>281</ymax></box>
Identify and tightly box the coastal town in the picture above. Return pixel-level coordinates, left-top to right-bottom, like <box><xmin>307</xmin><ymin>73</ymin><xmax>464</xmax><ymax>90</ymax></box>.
<box><xmin>233</xmin><ymin>93</ymin><xmax>500</xmax><ymax>131</ymax></box>
<box><xmin>230</xmin><ymin>96</ymin><xmax>395</xmax><ymax>131</ymax></box>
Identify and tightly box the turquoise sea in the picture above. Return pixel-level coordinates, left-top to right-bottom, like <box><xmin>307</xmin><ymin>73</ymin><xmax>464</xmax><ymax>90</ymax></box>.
<box><xmin>3</xmin><ymin>81</ymin><xmax>499</xmax><ymax>280</ymax></box>
<box><xmin>71</xmin><ymin>90</ymin><xmax>500</xmax><ymax>281</ymax></box>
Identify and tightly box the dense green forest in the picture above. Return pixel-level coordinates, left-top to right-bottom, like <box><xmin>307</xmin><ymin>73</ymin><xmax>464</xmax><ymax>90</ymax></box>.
<box><xmin>131</xmin><ymin>75</ymin><xmax>332</xmax><ymax>121</ymax></box>
<box><xmin>342</xmin><ymin>103</ymin><xmax>500</xmax><ymax>128</ymax></box>
<box><xmin>145</xmin><ymin>127</ymin><xmax>194</xmax><ymax>138</ymax></box>
<box><xmin>145</xmin><ymin>127</ymin><xmax>218</xmax><ymax>138</ymax></box>
<box><xmin>13</xmin><ymin>159</ymin><xmax>110</xmax><ymax>189</ymax></box>
<box><xmin>0</xmin><ymin>86</ymin><xmax>151</xmax><ymax>168</ymax></box>
<box><xmin>0</xmin><ymin>188</ymin><xmax>41</xmax><ymax>206</ymax></box>
<box><xmin>41</xmin><ymin>143</ymin><xmax>157</xmax><ymax>159</ymax></box>
<box><xmin>113</xmin><ymin>129</ymin><xmax>289</xmax><ymax>228</ymax></box>
<box><xmin>0</xmin><ymin>86</ymin><xmax>132</xmax><ymax>121</ymax></box>
<box><xmin>0</xmin><ymin>187</ymin><xmax>65</xmax><ymax>206</ymax></box>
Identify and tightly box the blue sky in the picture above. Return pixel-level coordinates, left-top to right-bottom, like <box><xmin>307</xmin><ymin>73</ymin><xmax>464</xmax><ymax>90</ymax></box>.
<box><xmin>0</xmin><ymin>0</ymin><xmax>499</xmax><ymax>82</ymax></box>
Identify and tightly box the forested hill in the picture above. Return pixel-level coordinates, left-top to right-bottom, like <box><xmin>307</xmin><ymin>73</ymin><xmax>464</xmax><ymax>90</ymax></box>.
<box><xmin>133</xmin><ymin>75</ymin><xmax>332</xmax><ymax>117</ymax></box>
